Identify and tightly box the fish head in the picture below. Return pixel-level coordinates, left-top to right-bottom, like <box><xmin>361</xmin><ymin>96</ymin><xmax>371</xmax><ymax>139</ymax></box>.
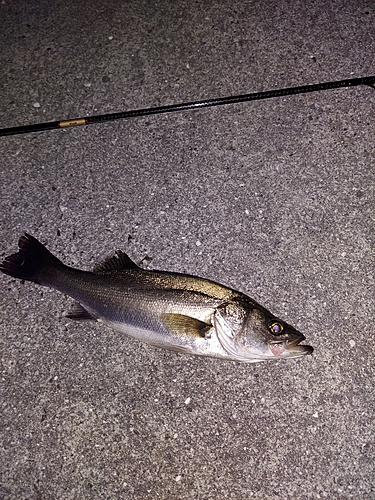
<box><xmin>214</xmin><ymin>298</ymin><xmax>313</xmax><ymax>362</ymax></box>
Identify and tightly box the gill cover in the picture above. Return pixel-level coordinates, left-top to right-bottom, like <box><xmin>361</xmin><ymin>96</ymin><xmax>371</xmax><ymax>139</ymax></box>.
<box><xmin>213</xmin><ymin>300</ymin><xmax>263</xmax><ymax>363</ymax></box>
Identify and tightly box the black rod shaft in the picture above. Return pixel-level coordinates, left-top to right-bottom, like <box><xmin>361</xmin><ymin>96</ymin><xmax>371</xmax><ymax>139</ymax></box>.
<box><xmin>1</xmin><ymin>76</ymin><xmax>374</xmax><ymax>137</ymax></box>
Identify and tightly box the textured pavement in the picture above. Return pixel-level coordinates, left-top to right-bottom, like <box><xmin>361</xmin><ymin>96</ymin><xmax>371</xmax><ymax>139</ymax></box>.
<box><xmin>1</xmin><ymin>1</ymin><xmax>374</xmax><ymax>499</ymax></box>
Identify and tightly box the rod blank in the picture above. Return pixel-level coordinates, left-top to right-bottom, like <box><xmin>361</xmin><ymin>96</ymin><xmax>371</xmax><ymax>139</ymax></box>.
<box><xmin>1</xmin><ymin>76</ymin><xmax>374</xmax><ymax>137</ymax></box>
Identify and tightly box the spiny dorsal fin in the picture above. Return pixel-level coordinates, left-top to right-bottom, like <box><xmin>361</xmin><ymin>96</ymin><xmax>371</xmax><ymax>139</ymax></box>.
<box><xmin>66</xmin><ymin>303</ymin><xmax>97</xmax><ymax>320</ymax></box>
<box><xmin>93</xmin><ymin>250</ymin><xmax>139</xmax><ymax>273</ymax></box>
<box><xmin>161</xmin><ymin>313</ymin><xmax>211</xmax><ymax>339</ymax></box>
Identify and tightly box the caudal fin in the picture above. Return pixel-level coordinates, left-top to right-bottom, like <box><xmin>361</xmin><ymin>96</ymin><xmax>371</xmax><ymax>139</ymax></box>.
<box><xmin>0</xmin><ymin>233</ymin><xmax>64</xmax><ymax>285</ymax></box>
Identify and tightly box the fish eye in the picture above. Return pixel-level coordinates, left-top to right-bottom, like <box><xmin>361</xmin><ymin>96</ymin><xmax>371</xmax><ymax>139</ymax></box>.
<box><xmin>269</xmin><ymin>321</ymin><xmax>284</xmax><ymax>335</ymax></box>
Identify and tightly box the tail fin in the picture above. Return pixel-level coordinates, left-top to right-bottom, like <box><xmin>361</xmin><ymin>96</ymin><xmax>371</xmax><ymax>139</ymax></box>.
<box><xmin>0</xmin><ymin>233</ymin><xmax>64</xmax><ymax>285</ymax></box>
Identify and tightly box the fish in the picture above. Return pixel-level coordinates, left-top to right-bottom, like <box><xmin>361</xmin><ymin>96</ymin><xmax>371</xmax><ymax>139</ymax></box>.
<box><xmin>0</xmin><ymin>233</ymin><xmax>313</xmax><ymax>363</ymax></box>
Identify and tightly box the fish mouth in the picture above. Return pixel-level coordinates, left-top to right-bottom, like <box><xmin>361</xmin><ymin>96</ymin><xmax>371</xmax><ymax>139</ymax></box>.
<box><xmin>269</xmin><ymin>334</ymin><xmax>313</xmax><ymax>358</ymax></box>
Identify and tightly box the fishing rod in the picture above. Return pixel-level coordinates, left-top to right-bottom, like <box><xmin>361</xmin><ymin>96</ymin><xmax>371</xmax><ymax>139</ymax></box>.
<box><xmin>1</xmin><ymin>75</ymin><xmax>374</xmax><ymax>137</ymax></box>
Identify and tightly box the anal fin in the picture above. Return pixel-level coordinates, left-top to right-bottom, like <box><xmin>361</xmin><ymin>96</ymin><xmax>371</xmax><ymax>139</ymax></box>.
<box><xmin>66</xmin><ymin>303</ymin><xmax>97</xmax><ymax>321</ymax></box>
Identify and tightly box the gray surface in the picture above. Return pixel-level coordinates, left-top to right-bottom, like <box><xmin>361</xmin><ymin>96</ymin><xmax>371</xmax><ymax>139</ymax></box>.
<box><xmin>0</xmin><ymin>1</ymin><xmax>374</xmax><ymax>498</ymax></box>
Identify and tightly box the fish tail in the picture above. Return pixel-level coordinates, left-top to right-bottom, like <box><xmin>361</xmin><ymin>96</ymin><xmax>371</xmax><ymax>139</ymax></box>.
<box><xmin>0</xmin><ymin>233</ymin><xmax>65</xmax><ymax>285</ymax></box>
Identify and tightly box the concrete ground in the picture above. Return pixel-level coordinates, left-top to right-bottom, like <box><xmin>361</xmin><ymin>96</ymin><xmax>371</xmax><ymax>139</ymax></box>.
<box><xmin>0</xmin><ymin>1</ymin><xmax>374</xmax><ymax>498</ymax></box>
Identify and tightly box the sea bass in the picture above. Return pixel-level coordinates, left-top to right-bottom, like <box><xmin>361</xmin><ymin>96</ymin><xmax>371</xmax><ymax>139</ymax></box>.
<box><xmin>0</xmin><ymin>234</ymin><xmax>313</xmax><ymax>363</ymax></box>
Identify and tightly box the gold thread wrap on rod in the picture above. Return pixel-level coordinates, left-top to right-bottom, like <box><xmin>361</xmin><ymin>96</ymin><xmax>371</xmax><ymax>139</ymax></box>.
<box><xmin>58</xmin><ymin>118</ymin><xmax>87</xmax><ymax>128</ymax></box>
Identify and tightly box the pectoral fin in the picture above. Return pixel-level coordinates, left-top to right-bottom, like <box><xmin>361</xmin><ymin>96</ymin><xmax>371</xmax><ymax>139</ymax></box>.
<box><xmin>161</xmin><ymin>313</ymin><xmax>211</xmax><ymax>340</ymax></box>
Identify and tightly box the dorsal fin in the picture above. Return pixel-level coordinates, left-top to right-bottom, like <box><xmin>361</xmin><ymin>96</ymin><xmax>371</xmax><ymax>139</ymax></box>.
<box><xmin>93</xmin><ymin>250</ymin><xmax>139</xmax><ymax>272</ymax></box>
